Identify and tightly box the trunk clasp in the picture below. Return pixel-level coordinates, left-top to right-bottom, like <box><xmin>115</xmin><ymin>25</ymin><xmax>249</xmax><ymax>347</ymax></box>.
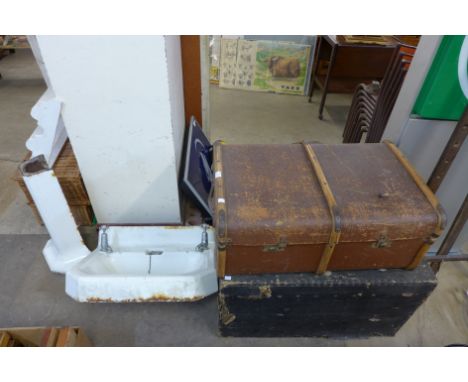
<box><xmin>263</xmin><ymin>237</ymin><xmax>288</xmax><ymax>252</ymax></box>
<box><xmin>372</xmin><ymin>235</ymin><xmax>392</xmax><ymax>249</ymax></box>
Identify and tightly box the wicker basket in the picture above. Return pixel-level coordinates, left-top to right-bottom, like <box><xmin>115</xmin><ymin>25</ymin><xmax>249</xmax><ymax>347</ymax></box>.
<box><xmin>14</xmin><ymin>141</ymin><xmax>94</xmax><ymax>226</ymax></box>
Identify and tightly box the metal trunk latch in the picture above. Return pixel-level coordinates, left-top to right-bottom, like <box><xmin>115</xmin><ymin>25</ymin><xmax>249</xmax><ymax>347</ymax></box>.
<box><xmin>372</xmin><ymin>235</ymin><xmax>392</xmax><ymax>249</ymax></box>
<box><xmin>263</xmin><ymin>237</ymin><xmax>288</xmax><ymax>252</ymax></box>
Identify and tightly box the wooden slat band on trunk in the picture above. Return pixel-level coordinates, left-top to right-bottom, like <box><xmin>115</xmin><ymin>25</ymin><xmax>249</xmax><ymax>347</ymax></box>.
<box><xmin>383</xmin><ymin>141</ymin><xmax>447</xmax><ymax>269</ymax></box>
<box><xmin>214</xmin><ymin>141</ymin><xmax>227</xmax><ymax>277</ymax></box>
<box><xmin>303</xmin><ymin>143</ymin><xmax>342</xmax><ymax>274</ymax></box>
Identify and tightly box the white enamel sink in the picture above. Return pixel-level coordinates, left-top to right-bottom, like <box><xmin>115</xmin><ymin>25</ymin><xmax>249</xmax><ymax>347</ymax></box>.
<box><xmin>65</xmin><ymin>225</ymin><xmax>218</xmax><ymax>302</ymax></box>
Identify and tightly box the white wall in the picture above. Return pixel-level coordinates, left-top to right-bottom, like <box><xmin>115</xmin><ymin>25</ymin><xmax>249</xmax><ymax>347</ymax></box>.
<box><xmin>35</xmin><ymin>35</ymin><xmax>185</xmax><ymax>224</ymax></box>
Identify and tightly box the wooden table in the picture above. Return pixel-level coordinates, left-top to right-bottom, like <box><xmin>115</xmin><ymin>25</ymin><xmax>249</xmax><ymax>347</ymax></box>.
<box><xmin>308</xmin><ymin>35</ymin><xmax>398</xmax><ymax>119</ymax></box>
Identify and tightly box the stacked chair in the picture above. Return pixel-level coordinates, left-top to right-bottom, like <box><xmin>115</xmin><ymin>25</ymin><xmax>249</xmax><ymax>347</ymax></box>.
<box><xmin>342</xmin><ymin>44</ymin><xmax>416</xmax><ymax>143</ymax></box>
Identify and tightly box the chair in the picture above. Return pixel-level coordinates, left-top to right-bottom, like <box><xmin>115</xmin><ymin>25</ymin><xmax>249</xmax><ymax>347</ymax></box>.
<box><xmin>343</xmin><ymin>44</ymin><xmax>416</xmax><ymax>143</ymax></box>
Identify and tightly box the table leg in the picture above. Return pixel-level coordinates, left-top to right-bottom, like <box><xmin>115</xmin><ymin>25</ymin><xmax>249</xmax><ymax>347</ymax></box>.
<box><xmin>318</xmin><ymin>46</ymin><xmax>337</xmax><ymax>120</ymax></box>
<box><xmin>308</xmin><ymin>37</ymin><xmax>322</xmax><ymax>103</ymax></box>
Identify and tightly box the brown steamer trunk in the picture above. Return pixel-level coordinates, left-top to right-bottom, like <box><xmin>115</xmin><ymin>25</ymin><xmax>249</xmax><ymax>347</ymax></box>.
<box><xmin>213</xmin><ymin>142</ymin><xmax>445</xmax><ymax>276</ymax></box>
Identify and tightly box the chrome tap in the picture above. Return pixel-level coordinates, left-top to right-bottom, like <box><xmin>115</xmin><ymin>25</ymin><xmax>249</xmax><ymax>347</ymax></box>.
<box><xmin>99</xmin><ymin>225</ymin><xmax>113</xmax><ymax>253</ymax></box>
<box><xmin>196</xmin><ymin>224</ymin><xmax>209</xmax><ymax>252</ymax></box>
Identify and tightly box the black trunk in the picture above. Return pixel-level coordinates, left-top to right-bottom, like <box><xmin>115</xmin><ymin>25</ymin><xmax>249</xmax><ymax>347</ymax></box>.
<box><xmin>218</xmin><ymin>264</ymin><xmax>437</xmax><ymax>338</ymax></box>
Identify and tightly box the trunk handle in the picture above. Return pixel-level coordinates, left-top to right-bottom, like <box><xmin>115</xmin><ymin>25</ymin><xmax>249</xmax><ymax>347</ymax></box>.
<box><xmin>303</xmin><ymin>143</ymin><xmax>342</xmax><ymax>274</ymax></box>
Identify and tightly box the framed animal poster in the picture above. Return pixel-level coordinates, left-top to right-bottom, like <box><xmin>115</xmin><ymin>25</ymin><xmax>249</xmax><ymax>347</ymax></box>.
<box><xmin>254</xmin><ymin>40</ymin><xmax>311</xmax><ymax>95</ymax></box>
<box><xmin>219</xmin><ymin>38</ymin><xmax>311</xmax><ymax>95</ymax></box>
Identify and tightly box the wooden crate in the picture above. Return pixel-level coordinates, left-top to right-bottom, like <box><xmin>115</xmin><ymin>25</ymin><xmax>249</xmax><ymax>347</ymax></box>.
<box><xmin>14</xmin><ymin>141</ymin><xmax>94</xmax><ymax>226</ymax></box>
<box><xmin>0</xmin><ymin>326</ymin><xmax>92</xmax><ymax>347</ymax></box>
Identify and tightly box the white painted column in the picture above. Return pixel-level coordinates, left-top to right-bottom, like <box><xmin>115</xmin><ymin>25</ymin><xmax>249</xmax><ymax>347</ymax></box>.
<box><xmin>34</xmin><ymin>36</ymin><xmax>185</xmax><ymax>224</ymax></box>
<box><xmin>20</xmin><ymin>157</ymin><xmax>90</xmax><ymax>273</ymax></box>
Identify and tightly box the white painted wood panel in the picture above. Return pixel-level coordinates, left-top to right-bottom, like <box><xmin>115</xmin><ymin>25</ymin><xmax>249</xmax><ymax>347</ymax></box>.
<box><xmin>35</xmin><ymin>36</ymin><xmax>184</xmax><ymax>224</ymax></box>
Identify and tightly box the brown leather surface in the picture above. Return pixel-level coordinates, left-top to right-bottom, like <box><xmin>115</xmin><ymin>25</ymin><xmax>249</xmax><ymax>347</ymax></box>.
<box><xmin>311</xmin><ymin>143</ymin><xmax>438</xmax><ymax>242</ymax></box>
<box><xmin>328</xmin><ymin>238</ymin><xmax>424</xmax><ymax>270</ymax></box>
<box><xmin>225</xmin><ymin>244</ymin><xmax>325</xmax><ymax>275</ymax></box>
<box><xmin>215</xmin><ymin>143</ymin><xmax>440</xmax><ymax>274</ymax></box>
<box><xmin>220</xmin><ymin>144</ymin><xmax>331</xmax><ymax>246</ymax></box>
